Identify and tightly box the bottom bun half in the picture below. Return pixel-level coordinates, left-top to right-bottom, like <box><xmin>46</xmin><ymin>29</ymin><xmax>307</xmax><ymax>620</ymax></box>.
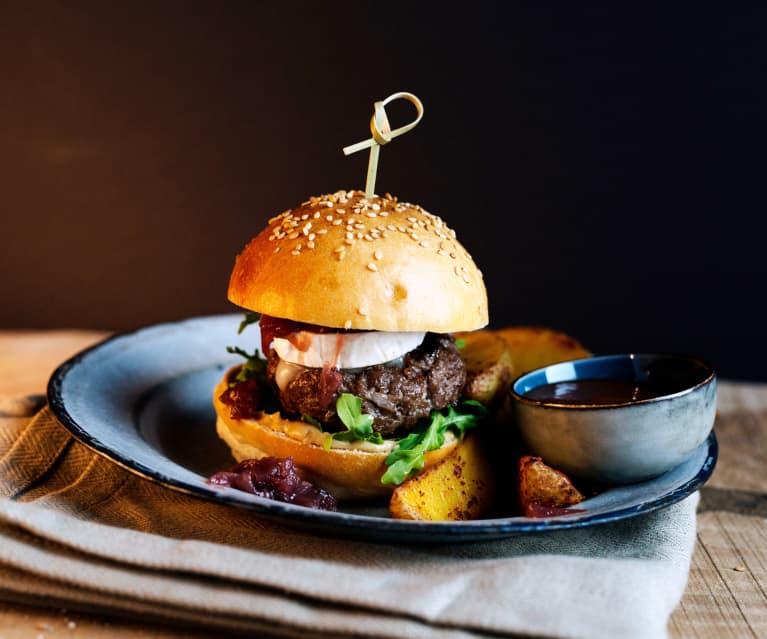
<box><xmin>213</xmin><ymin>371</ymin><xmax>458</xmax><ymax>500</ymax></box>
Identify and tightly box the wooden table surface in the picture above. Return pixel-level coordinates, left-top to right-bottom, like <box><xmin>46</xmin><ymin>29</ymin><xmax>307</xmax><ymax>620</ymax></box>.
<box><xmin>0</xmin><ymin>330</ymin><xmax>765</xmax><ymax>639</ymax></box>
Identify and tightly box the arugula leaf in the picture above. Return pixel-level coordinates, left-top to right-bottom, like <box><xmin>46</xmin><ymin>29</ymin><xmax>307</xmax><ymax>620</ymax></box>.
<box><xmin>226</xmin><ymin>345</ymin><xmax>267</xmax><ymax>383</ymax></box>
<box><xmin>380</xmin><ymin>400</ymin><xmax>487</xmax><ymax>485</ymax></box>
<box><xmin>237</xmin><ymin>312</ymin><xmax>261</xmax><ymax>334</ymax></box>
<box><xmin>301</xmin><ymin>413</ymin><xmax>322</xmax><ymax>428</ymax></box>
<box><xmin>333</xmin><ymin>394</ymin><xmax>384</xmax><ymax>445</ymax></box>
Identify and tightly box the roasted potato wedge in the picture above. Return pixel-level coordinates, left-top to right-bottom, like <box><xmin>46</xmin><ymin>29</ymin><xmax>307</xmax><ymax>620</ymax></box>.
<box><xmin>518</xmin><ymin>455</ymin><xmax>584</xmax><ymax>517</ymax></box>
<box><xmin>492</xmin><ymin>326</ymin><xmax>591</xmax><ymax>379</ymax></box>
<box><xmin>389</xmin><ymin>433</ymin><xmax>495</xmax><ymax>521</ymax></box>
<box><xmin>454</xmin><ymin>330</ymin><xmax>513</xmax><ymax>406</ymax></box>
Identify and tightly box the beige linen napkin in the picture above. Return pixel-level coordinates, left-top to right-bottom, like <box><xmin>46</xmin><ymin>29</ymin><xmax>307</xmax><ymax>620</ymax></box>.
<box><xmin>0</xmin><ymin>396</ymin><xmax>697</xmax><ymax>639</ymax></box>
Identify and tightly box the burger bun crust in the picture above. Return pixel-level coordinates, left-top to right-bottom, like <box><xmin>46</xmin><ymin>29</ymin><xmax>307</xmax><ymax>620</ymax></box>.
<box><xmin>227</xmin><ymin>190</ymin><xmax>488</xmax><ymax>333</ymax></box>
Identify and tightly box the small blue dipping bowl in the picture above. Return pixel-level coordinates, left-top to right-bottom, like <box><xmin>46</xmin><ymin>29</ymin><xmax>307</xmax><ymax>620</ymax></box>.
<box><xmin>510</xmin><ymin>353</ymin><xmax>717</xmax><ymax>484</ymax></box>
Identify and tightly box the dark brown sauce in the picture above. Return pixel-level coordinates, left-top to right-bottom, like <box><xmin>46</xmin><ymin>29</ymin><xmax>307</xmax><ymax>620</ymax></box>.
<box><xmin>523</xmin><ymin>379</ymin><xmax>681</xmax><ymax>405</ymax></box>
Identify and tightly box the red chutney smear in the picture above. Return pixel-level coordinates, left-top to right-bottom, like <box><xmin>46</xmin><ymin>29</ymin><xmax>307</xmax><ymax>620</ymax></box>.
<box><xmin>318</xmin><ymin>365</ymin><xmax>343</xmax><ymax>409</ymax></box>
<box><xmin>218</xmin><ymin>378</ymin><xmax>259</xmax><ymax>420</ymax></box>
<box><xmin>524</xmin><ymin>502</ymin><xmax>586</xmax><ymax>518</ymax></box>
<box><xmin>258</xmin><ymin>314</ymin><xmax>362</xmax><ymax>355</ymax></box>
<box><xmin>209</xmin><ymin>457</ymin><xmax>337</xmax><ymax>511</ymax></box>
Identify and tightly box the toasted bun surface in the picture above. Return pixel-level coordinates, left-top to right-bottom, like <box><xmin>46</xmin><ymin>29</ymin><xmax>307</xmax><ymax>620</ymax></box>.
<box><xmin>228</xmin><ymin>190</ymin><xmax>488</xmax><ymax>333</ymax></box>
<box><xmin>213</xmin><ymin>371</ymin><xmax>459</xmax><ymax>500</ymax></box>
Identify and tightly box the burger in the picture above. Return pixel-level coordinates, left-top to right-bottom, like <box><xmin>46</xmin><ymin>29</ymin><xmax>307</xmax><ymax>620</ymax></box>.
<box><xmin>213</xmin><ymin>189</ymin><xmax>489</xmax><ymax>500</ymax></box>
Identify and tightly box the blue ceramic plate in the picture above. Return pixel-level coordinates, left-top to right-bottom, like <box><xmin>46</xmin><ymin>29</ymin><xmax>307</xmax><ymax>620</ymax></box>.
<box><xmin>47</xmin><ymin>315</ymin><xmax>717</xmax><ymax>543</ymax></box>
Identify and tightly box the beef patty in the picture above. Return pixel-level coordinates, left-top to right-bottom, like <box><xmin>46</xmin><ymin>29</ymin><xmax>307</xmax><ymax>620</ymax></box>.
<box><xmin>267</xmin><ymin>333</ymin><xmax>466</xmax><ymax>437</ymax></box>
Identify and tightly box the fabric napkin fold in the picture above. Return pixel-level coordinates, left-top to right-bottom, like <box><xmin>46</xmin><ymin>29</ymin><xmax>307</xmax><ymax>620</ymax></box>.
<box><xmin>0</xmin><ymin>397</ymin><xmax>697</xmax><ymax>639</ymax></box>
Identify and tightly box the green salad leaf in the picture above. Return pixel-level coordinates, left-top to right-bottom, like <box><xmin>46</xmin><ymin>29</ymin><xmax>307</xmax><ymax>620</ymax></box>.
<box><xmin>381</xmin><ymin>400</ymin><xmax>488</xmax><ymax>485</ymax></box>
<box><xmin>226</xmin><ymin>345</ymin><xmax>267</xmax><ymax>383</ymax></box>
<box><xmin>332</xmin><ymin>394</ymin><xmax>384</xmax><ymax>445</ymax></box>
<box><xmin>237</xmin><ymin>312</ymin><xmax>261</xmax><ymax>334</ymax></box>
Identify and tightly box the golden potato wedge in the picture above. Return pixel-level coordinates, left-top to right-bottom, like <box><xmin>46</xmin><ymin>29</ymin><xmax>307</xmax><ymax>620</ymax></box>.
<box><xmin>492</xmin><ymin>326</ymin><xmax>591</xmax><ymax>379</ymax></box>
<box><xmin>518</xmin><ymin>455</ymin><xmax>584</xmax><ymax>517</ymax></box>
<box><xmin>454</xmin><ymin>330</ymin><xmax>514</xmax><ymax>406</ymax></box>
<box><xmin>389</xmin><ymin>434</ymin><xmax>495</xmax><ymax>521</ymax></box>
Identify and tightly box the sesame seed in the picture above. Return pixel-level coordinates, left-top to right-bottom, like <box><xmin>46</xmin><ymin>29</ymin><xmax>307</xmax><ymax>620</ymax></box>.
<box><xmin>366</xmin><ymin>262</ymin><xmax>378</xmax><ymax>272</ymax></box>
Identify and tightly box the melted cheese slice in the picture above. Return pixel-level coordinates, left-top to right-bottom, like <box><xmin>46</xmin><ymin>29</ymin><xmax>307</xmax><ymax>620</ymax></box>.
<box><xmin>272</xmin><ymin>331</ymin><xmax>425</xmax><ymax>370</ymax></box>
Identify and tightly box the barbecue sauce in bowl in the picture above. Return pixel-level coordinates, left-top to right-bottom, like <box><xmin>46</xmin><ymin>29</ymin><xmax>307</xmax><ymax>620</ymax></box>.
<box><xmin>523</xmin><ymin>379</ymin><xmax>681</xmax><ymax>405</ymax></box>
<box><xmin>510</xmin><ymin>353</ymin><xmax>717</xmax><ymax>483</ymax></box>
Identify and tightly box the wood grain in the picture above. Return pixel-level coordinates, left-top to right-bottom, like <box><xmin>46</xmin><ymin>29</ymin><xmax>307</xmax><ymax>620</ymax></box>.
<box><xmin>669</xmin><ymin>380</ymin><xmax>767</xmax><ymax>638</ymax></box>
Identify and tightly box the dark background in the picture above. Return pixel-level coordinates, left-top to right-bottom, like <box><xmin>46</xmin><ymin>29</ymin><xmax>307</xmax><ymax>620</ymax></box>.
<box><xmin>1</xmin><ymin>2</ymin><xmax>765</xmax><ymax>380</ymax></box>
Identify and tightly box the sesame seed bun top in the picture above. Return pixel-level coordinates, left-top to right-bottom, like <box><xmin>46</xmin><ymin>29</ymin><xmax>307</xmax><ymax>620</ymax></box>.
<box><xmin>227</xmin><ymin>190</ymin><xmax>488</xmax><ymax>333</ymax></box>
